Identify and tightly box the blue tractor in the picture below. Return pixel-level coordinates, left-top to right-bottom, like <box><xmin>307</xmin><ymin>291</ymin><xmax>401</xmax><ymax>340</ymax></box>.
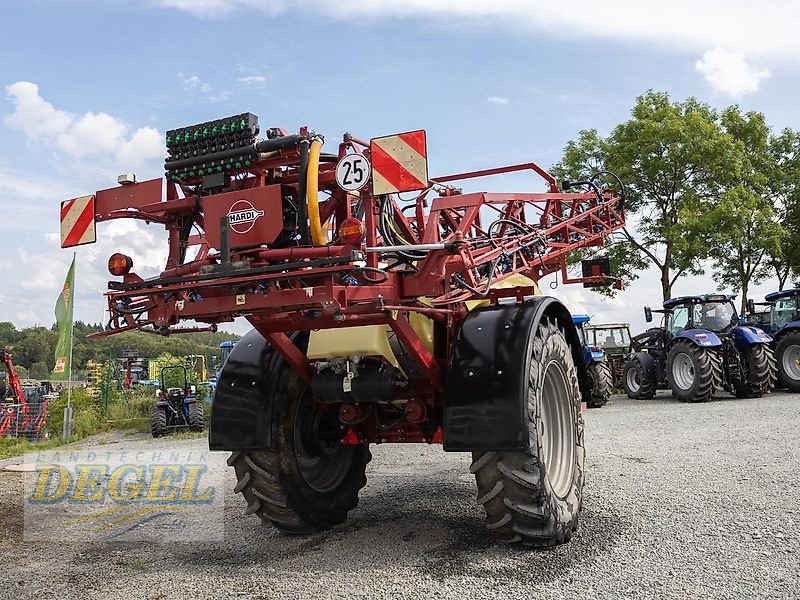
<box><xmin>572</xmin><ymin>314</ymin><xmax>613</xmax><ymax>408</ymax></box>
<box><xmin>151</xmin><ymin>365</ymin><xmax>204</xmax><ymax>437</ymax></box>
<box><xmin>749</xmin><ymin>289</ymin><xmax>800</xmax><ymax>392</ymax></box>
<box><xmin>623</xmin><ymin>294</ymin><xmax>776</xmax><ymax>402</ymax></box>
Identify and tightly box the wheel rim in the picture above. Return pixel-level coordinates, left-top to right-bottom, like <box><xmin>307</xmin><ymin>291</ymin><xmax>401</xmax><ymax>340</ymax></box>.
<box><xmin>294</xmin><ymin>391</ymin><xmax>355</xmax><ymax>494</ymax></box>
<box><xmin>672</xmin><ymin>352</ymin><xmax>695</xmax><ymax>390</ymax></box>
<box><xmin>539</xmin><ymin>359</ymin><xmax>576</xmax><ymax>499</ymax></box>
<box><xmin>782</xmin><ymin>344</ymin><xmax>800</xmax><ymax>381</ymax></box>
<box><xmin>626</xmin><ymin>366</ymin><xmax>640</xmax><ymax>393</ymax></box>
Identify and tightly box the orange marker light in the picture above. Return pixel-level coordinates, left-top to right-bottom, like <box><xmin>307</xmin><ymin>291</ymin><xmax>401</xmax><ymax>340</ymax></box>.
<box><xmin>108</xmin><ymin>253</ymin><xmax>133</xmax><ymax>276</ymax></box>
<box><xmin>338</xmin><ymin>218</ymin><xmax>365</xmax><ymax>246</ymax></box>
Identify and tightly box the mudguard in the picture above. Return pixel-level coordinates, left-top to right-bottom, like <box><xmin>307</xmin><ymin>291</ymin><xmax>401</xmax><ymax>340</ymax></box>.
<box><xmin>585</xmin><ymin>348</ymin><xmax>606</xmax><ymax>363</ymax></box>
<box><xmin>443</xmin><ymin>296</ymin><xmax>588</xmax><ymax>452</ymax></box>
<box><xmin>629</xmin><ymin>350</ymin><xmax>656</xmax><ymax>380</ymax></box>
<box><xmin>672</xmin><ymin>329</ymin><xmax>722</xmax><ymax>348</ymax></box>
<box><xmin>773</xmin><ymin>321</ymin><xmax>800</xmax><ymax>344</ymax></box>
<box><xmin>731</xmin><ymin>325</ymin><xmax>772</xmax><ymax>350</ymax></box>
<box><xmin>209</xmin><ymin>328</ymin><xmax>298</xmax><ymax>451</ymax></box>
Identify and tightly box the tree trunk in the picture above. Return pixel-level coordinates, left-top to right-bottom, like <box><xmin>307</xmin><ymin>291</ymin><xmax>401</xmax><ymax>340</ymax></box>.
<box><xmin>660</xmin><ymin>268</ymin><xmax>671</xmax><ymax>301</ymax></box>
<box><xmin>740</xmin><ymin>280</ymin><xmax>749</xmax><ymax>315</ymax></box>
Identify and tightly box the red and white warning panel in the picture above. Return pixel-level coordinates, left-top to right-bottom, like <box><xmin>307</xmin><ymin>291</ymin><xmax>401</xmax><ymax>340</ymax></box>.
<box><xmin>60</xmin><ymin>195</ymin><xmax>97</xmax><ymax>248</ymax></box>
<box><xmin>370</xmin><ymin>130</ymin><xmax>429</xmax><ymax>195</ymax></box>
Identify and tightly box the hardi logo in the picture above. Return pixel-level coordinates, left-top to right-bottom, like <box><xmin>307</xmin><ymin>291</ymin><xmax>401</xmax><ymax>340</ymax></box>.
<box><xmin>227</xmin><ymin>200</ymin><xmax>265</xmax><ymax>234</ymax></box>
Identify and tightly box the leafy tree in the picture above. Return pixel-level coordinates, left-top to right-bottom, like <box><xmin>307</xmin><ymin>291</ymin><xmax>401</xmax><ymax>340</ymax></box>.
<box><xmin>704</xmin><ymin>107</ymin><xmax>785</xmax><ymax>312</ymax></box>
<box><xmin>768</xmin><ymin>128</ymin><xmax>800</xmax><ymax>289</ymax></box>
<box><xmin>706</xmin><ymin>187</ymin><xmax>782</xmax><ymax>313</ymax></box>
<box><xmin>553</xmin><ymin>91</ymin><xmax>743</xmax><ymax>300</ymax></box>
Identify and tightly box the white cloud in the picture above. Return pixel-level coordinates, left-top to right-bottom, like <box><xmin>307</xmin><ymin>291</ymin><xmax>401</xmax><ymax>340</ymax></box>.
<box><xmin>237</xmin><ymin>75</ymin><xmax>266</xmax><ymax>85</ymax></box>
<box><xmin>695</xmin><ymin>48</ymin><xmax>770</xmax><ymax>97</ymax></box>
<box><xmin>150</xmin><ymin>0</ymin><xmax>800</xmax><ymax>96</ymax></box>
<box><xmin>4</xmin><ymin>82</ymin><xmax>163</xmax><ymax>167</ymax></box>
<box><xmin>179</xmin><ymin>73</ymin><xmax>212</xmax><ymax>94</ymax></box>
<box><xmin>487</xmin><ymin>96</ymin><xmax>509</xmax><ymax>105</ymax></box>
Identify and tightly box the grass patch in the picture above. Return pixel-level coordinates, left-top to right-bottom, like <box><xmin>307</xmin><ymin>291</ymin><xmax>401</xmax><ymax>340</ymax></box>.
<box><xmin>0</xmin><ymin>436</ymin><xmax>74</xmax><ymax>460</ymax></box>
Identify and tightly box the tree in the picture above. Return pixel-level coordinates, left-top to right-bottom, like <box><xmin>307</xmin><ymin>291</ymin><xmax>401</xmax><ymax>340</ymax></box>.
<box><xmin>767</xmin><ymin>128</ymin><xmax>800</xmax><ymax>289</ymax></box>
<box><xmin>705</xmin><ymin>107</ymin><xmax>785</xmax><ymax>312</ymax></box>
<box><xmin>552</xmin><ymin>91</ymin><xmax>743</xmax><ymax>300</ymax></box>
<box><xmin>706</xmin><ymin>187</ymin><xmax>782</xmax><ymax>313</ymax></box>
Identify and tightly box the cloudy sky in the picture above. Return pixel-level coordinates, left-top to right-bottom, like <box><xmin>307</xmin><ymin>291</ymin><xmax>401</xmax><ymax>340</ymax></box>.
<box><xmin>1</xmin><ymin>0</ymin><xmax>798</xmax><ymax>335</ymax></box>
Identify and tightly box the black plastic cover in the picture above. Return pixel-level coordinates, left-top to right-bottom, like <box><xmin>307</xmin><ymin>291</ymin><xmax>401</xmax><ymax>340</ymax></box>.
<box><xmin>209</xmin><ymin>328</ymin><xmax>286</xmax><ymax>451</ymax></box>
<box><xmin>443</xmin><ymin>297</ymin><xmax>586</xmax><ymax>452</ymax></box>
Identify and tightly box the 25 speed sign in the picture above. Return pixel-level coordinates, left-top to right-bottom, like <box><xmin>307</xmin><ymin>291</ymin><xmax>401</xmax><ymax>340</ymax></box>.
<box><xmin>335</xmin><ymin>154</ymin><xmax>371</xmax><ymax>192</ymax></box>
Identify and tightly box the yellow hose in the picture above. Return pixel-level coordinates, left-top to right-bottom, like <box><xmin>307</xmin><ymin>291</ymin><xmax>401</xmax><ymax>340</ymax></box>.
<box><xmin>306</xmin><ymin>138</ymin><xmax>326</xmax><ymax>245</ymax></box>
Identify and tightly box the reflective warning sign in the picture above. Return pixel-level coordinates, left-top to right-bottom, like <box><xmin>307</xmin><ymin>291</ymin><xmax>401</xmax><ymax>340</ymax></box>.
<box><xmin>60</xmin><ymin>195</ymin><xmax>96</xmax><ymax>248</ymax></box>
<box><xmin>370</xmin><ymin>130</ymin><xmax>428</xmax><ymax>195</ymax></box>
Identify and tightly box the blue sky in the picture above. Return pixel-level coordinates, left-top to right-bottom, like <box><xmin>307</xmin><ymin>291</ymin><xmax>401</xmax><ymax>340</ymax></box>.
<box><xmin>1</xmin><ymin>0</ymin><xmax>798</xmax><ymax>334</ymax></box>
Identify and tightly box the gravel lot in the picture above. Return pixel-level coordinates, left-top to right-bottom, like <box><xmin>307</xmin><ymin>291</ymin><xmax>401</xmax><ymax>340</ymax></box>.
<box><xmin>0</xmin><ymin>391</ymin><xmax>798</xmax><ymax>599</ymax></box>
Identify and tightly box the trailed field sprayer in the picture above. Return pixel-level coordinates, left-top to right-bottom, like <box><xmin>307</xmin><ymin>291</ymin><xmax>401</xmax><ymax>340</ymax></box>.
<box><xmin>60</xmin><ymin>114</ymin><xmax>625</xmax><ymax>546</ymax></box>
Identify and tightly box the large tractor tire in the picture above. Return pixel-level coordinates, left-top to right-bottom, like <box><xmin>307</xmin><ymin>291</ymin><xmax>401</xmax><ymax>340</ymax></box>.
<box><xmin>776</xmin><ymin>331</ymin><xmax>800</xmax><ymax>392</ymax></box>
<box><xmin>470</xmin><ymin>318</ymin><xmax>584</xmax><ymax>547</ymax></box>
<box><xmin>150</xmin><ymin>405</ymin><xmax>167</xmax><ymax>438</ymax></box>
<box><xmin>622</xmin><ymin>357</ymin><xmax>656</xmax><ymax>399</ymax></box>
<box><xmin>188</xmin><ymin>401</ymin><xmax>205</xmax><ymax>431</ymax></box>
<box><xmin>733</xmin><ymin>344</ymin><xmax>777</xmax><ymax>398</ymax></box>
<box><xmin>230</xmin><ymin>362</ymin><xmax>370</xmax><ymax>534</ymax></box>
<box><xmin>665</xmin><ymin>340</ymin><xmax>722</xmax><ymax>403</ymax></box>
<box><xmin>586</xmin><ymin>361</ymin><xmax>613</xmax><ymax>408</ymax></box>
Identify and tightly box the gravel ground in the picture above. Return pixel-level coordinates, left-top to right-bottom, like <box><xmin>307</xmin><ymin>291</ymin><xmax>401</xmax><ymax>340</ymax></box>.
<box><xmin>0</xmin><ymin>391</ymin><xmax>799</xmax><ymax>599</ymax></box>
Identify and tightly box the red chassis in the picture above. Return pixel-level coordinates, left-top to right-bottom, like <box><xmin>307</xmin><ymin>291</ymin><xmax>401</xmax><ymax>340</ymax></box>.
<box><xmin>77</xmin><ymin>128</ymin><xmax>624</xmax><ymax>444</ymax></box>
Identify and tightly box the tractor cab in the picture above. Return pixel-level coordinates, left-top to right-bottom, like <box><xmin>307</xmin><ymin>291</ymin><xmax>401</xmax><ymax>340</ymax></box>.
<box><xmin>764</xmin><ymin>289</ymin><xmax>800</xmax><ymax>334</ymax></box>
<box><xmin>661</xmin><ymin>294</ymin><xmax>739</xmax><ymax>336</ymax></box>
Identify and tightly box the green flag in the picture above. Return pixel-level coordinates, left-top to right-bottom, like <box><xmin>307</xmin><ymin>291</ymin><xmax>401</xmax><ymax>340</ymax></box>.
<box><xmin>52</xmin><ymin>256</ymin><xmax>75</xmax><ymax>380</ymax></box>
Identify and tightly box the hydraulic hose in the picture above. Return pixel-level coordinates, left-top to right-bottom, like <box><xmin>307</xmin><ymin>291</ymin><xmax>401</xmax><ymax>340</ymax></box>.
<box><xmin>306</xmin><ymin>137</ymin><xmax>326</xmax><ymax>246</ymax></box>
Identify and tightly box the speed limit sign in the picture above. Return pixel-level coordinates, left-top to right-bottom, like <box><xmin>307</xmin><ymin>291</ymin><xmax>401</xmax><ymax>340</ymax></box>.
<box><xmin>335</xmin><ymin>154</ymin><xmax>371</xmax><ymax>192</ymax></box>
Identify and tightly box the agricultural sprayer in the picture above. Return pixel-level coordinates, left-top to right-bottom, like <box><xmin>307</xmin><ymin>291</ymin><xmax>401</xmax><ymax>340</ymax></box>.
<box><xmin>60</xmin><ymin>113</ymin><xmax>625</xmax><ymax>546</ymax></box>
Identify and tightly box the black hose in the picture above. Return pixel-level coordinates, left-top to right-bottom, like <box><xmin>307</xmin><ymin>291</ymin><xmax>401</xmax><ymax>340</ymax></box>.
<box><xmin>255</xmin><ymin>133</ymin><xmax>301</xmax><ymax>153</ymax></box>
<box><xmin>297</xmin><ymin>139</ymin><xmax>310</xmax><ymax>245</ymax></box>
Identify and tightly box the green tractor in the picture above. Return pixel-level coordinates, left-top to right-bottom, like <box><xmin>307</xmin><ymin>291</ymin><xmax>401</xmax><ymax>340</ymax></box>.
<box><xmin>583</xmin><ymin>322</ymin><xmax>631</xmax><ymax>387</ymax></box>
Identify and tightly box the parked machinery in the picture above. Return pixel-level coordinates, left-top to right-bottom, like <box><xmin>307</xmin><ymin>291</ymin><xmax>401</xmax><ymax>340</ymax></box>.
<box><xmin>0</xmin><ymin>349</ymin><xmax>48</xmax><ymax>439</ymax></box>
<box><xmin>62</xmin><ymin>113</ymin><xmax>625</xmax><ymax>546</ymax></box>
<box><xmin>150</xmin><ymin>365</ymin><xmax>204</xmax><ymax>437</ymax></box>
<box><xmin>582</xmin><ymin>322</ymin><xmax>631</xmax><ymax>386</ymax></box>
<box><xmin>623</xmin><ymin>295</ymin><xmax>776</xmax><ymax>402</ymax></box>
<box><xmin>572</xmin><ymin>315</ymin><xmax>613</xmax><ymax>408</ymax></box>
<box><xmin>748</xmin><ymin>289</ymin><xmax>800</xmax><ymax>392</ymax></box>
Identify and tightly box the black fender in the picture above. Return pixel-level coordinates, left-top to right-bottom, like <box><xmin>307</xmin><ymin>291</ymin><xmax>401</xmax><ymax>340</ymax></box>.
<box><xmin>443</xmin><ymin>296</ymin><xmax>589</xmax><ymax>452</ymax></box>
<box><xmin>209</xmin><ymin>329</ymin><xmax>302</xmax><ymax>451</ymax></box>
<box><xmin>629</xmin><ymin>351</ymin><xmax>656</xmax><ymax>382</ymax></box>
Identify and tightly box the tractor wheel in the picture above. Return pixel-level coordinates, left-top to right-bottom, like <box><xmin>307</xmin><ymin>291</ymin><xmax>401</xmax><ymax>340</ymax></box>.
<box><xmin>150</xmin><ymin>405</ymin><xmax>167</xmax><ymax>438</ymax></box>
<box><xmin>733</xmin><ymin>344</ymin><xmax>777</xmax><ymax>398</ymax></box>
<box><xmin>776</xmin><ymin>331</ymin><xmax>800</xmax><ymax>392</ymax></box>
<box><xmin>471</xmin><ymin>318</ymin><xmax>584</xmax><ymax>547</ymax></box>
<box><xmin>188</xmin><ymin>401</ymin><xmax>205</xmax><ymax>431</ymax></box>
<box><xmin>622</xmin><ymin>357</ymin><xmax>656</xmax><ymax>399</ymax></box>
<box><xmin>665</xmin><ymin>341</ymin><xmax>722</xmax><ymax>403</ymax></box>
<box><xmin>586</xmin><ymin>361</ymin><xmax>613</xmax><ymax>408</ymax></box>
<box><xmin>229</xmin><ymin>363</ymin><xmax>370</xmax><ymax>534</ymax></box>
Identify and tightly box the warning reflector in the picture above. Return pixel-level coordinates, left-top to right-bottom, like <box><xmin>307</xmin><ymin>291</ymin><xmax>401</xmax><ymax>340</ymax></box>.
<box><xmin>60</xmin><ymin>195</ymin><xmax>96</xmax><ymax>248</ymax></box>
<box><xmin>370</xmin><ymin>130</ymin><xmax>428</xmax><ymax>195</ymax></box>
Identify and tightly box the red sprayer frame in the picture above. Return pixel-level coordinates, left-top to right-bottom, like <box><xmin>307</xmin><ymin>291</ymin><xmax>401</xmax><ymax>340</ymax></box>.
<box><xmin>71</xmin><ymin>127</ymin><xmax>624</xmax><ymax>436</ymax></box>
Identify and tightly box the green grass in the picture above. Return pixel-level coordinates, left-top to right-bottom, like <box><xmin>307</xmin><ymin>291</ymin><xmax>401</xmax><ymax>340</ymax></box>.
<box><xmin>0</xmin><ymin>436</ymin><xmax>73</xmax><ymax>460</ymax></box>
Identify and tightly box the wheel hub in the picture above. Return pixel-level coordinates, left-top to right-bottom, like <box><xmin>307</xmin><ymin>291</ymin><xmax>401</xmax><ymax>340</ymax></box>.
<box><xmin>294</xmin><ymin>392</ymin><xmax>355</xmax><ymax>494</ymax></box>
<box><xmin>672</xmin><ymin>352</ymin><xmax>695</xmax><ymax>390</ymax></box>
<box><xmin>782</xmin><ymin>344</ymin><xmax>800</xmax><ymax>381</ymax></box>
<box><xmin>539</xmin><ymin>360</ymin><xmax>576</xmax><ymax>499</ymax></box>
<box><xmin>626</xmin><ymin>367</ymin><xmax>640</xmax><ymax>393</ymax></box>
